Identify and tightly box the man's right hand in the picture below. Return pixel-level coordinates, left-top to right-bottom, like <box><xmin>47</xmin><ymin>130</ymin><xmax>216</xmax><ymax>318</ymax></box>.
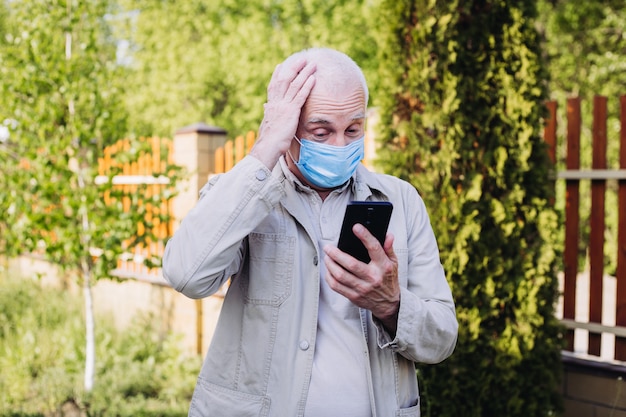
<box><xmin>250</xmin><ymin>58</ymin><xmax>316</xmax><ymax>170</ymax></box>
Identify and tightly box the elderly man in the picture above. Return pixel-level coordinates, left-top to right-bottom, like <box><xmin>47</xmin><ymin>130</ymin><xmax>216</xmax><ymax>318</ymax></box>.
<box><xmin>162</xmin><ymin>47</ymin><xmax>457</xmax><ymax>417</ymax></box>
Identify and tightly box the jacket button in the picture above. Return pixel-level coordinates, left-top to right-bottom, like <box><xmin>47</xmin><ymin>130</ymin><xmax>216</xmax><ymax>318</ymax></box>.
<box><xmin>299</xmin><ymin>340</ymin><xmax>310</xmax><ymax>350</ymax></box>
<box><xmin>313</xmin><ymin>255</ymin><xmax>318</xmax><ymax>266</ymax></box>
<box><xmin>255</xmin><ymin>169</ymin><xmax>267</xmax><ymax>181</ymax></box>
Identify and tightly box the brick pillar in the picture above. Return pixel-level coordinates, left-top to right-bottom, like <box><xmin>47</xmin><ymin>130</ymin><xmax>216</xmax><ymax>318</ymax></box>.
<box><xmin>172</xmin><ymin>122</ymin><xmax>227</xmax><ymax>356</ymax></box>
<box><xmin>172</xmin><ymin>122</ymin><xmax>227</xmax><ymax>229</ymax></box>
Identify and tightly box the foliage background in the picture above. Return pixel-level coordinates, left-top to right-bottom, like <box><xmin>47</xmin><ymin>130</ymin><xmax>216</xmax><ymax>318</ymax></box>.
<box><xmin>0</xmin><ymin>274</ymin><xmax>200</xmax><ymax>416</ymax></box>
<box><xmin>0</xmin><ymin>0</ymin><xmax>183</xmax><ymax>395</ymax></box>
<box><xmin>118</xmin><ymin>0</ymin><xmax>381</xmax><ymax>137</ymax></box>
<box><xmin>1</xmin><ymin>0</ymin><xmax>626</xmax><ymax>414</ymax></box>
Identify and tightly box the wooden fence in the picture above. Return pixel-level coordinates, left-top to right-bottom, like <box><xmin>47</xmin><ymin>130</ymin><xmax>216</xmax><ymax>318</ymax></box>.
<box><xmin>98</xmin><ymin>136</ymin><xmax>174</xmax><ymax>282</ymax></box>
<box><xmin>214</xmin><ymin>131</ymin><xmax>256</xmax><ymax>174</ymax></box>
<box><xmin>545</xmin><ymin>96</ymin><xmax>626</xmax><ymax>362</ymax></box>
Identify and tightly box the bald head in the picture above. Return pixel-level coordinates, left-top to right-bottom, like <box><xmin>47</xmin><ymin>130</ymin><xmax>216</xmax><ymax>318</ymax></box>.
<box><xmin>283</xmin><ymin>48</ymin><xmax>369</xmax><ymax>108</ymax></box>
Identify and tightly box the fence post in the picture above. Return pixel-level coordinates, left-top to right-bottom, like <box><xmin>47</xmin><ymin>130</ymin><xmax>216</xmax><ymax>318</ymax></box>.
<box><xmin>563</xmin><ymin>97</ymin><xmax>581</xmax><ymax>352</ymax></box>
<box><xmin>172</xmin><ymin>122</ymin><xmax>227</xmax><ymax>355</ymax></box>
<box><xmin>615</xmin><ymin>96</ymin><xmax>626</xmax><ymax>360</ymax></box>
<box><xmin>589</xmin><ymin>96</ymin><xmax>607</xmax><ymax>356</ymax></box>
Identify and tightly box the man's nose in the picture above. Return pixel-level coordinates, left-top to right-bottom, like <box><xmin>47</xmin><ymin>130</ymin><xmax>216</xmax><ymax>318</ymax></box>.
<box><xmin>329</xmin><ymin>135</ymin><xmax>348</xmax><ymax>147</ymax></box>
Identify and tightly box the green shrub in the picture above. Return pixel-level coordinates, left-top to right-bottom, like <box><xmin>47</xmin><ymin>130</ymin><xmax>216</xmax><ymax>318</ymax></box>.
<box><xmin>0</xmin><ymin>277</ymin><xmax>82</xmax><ymax>414</ymax></box>
<box><xmin>375</xmin><ymin>1</ymin><xmax>564</xmax><ymax>416</ymax></box>
<box><xmin>0</xmin><ymin>276</ymin><xmax>201</xmax><ymax>417</ymax></box>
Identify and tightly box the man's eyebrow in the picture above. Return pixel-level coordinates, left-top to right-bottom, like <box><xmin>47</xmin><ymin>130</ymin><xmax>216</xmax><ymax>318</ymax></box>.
<box><xmin>305</xmin><ymin>118</ymin><xmax>331</xmax><ymax>125</ymax></box>
<box><xmin>305</xmin><ymin>114</ymin><xmax>366</xmax><ymax>125</ymax></box>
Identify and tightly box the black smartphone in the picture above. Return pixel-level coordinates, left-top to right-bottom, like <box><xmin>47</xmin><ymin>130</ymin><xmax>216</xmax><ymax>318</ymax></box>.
<box><xmin>337</xmin><ymin>201</ymin><xmax>393</xmax><ymax>263</ymax></box>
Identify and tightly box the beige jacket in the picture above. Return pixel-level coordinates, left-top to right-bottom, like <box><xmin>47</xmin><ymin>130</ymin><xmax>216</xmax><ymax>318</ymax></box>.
<box><xmin>163</xmin><ymin>155</ymin><xmax>458</xmax><ymax>417</ymax></box>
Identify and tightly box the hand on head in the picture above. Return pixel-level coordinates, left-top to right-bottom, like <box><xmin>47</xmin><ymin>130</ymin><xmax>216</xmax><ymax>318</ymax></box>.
<box><xmin>250</xmin><ymin>59</ymin><xmax>316</xmax><ymax>170</ymax></box>
<box><xmin>251</xmin><ymin>48</ymin><xmax>369</xmax><ymax>198</ymax></box>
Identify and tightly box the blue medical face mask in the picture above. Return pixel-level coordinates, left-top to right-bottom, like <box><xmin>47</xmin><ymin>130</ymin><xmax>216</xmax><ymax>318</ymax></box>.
<box><xmin>290</xmin><ymin>135</ymin><xmax>365</xmax><ymax>189</ymax></box>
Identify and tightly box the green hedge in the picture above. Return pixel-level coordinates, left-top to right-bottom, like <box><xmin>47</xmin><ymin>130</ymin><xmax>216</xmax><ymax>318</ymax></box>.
<box><xmin>0</xmin><ymin>275</ymin><xmax>201</xmax><ymax>416</ymax></box>
<box><xmin>375</xmin><ymin>1</ymin><xmax>564</xmax><ymax>416</ymax></box>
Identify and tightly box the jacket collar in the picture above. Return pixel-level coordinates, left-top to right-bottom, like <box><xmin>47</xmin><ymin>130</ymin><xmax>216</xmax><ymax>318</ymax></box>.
<box><xmin>352</xmin><ymin>164</ymin><xmax>390</xmax><ymax>202</ymax></box>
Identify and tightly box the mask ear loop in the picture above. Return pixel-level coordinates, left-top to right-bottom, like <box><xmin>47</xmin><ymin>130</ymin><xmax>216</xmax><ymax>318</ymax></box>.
<box><xmin>287</xmin><ymin>135</ymin><xmax>302</xmax><ymax>164</ymax></box>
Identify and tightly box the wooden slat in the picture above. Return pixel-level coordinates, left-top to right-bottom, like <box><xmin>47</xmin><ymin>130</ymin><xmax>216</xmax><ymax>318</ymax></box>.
<box><xmin>167</xmin><ymin>139</ymin><xmax>175</xmax><ymax>240</ymax></box>
<box><xmin>588</xmin><ymin>96</ymin><xmax>607</xmax><ymax>356</ymax></box>
<box><xmin>562</xmin><ymin>319</ymin><xmax>626</xmax><ymax>338</ymax></box>
<box><xmin>616</xmin><ymin>95</ymin><xmax>626</xmax><ymax>360</ymax></box>
<box><xmin>100</xmin><ymin>143</ymin><xmax>112</xmax><ymax>205</ymax></box>
<box><xmin>225</xmin><ymin>141</ymin><xmax>234</xmax><ymax>171</ymax></box>
<box><xmin>137</xmin><ymin>142</ymin><xmax>147</xmax><ymax>239</ymax></box>
<box><xmin>246</xmin><ymin>131</ymin><xmax>256</xmax><ymax>154</ymax></box>
<box><xmin>235</xmin><ymin>135</ymin><xmax>245</xmax><ymax>164</ymax></box>
<box><xmin>557</xmin><ymin>169</ymin><xmax>626</xmax><ymax>180</ymax></box>
<box><xmin>215</xmin><ymin>147</ymin><xmax>225</xmax><ymax>174</ymax></box>
<box><xmin>563</xmin><ymin>97</ymin><xmax>581</xmax><ymax>352</ymax></box>
<box><xmin>151</xmin><ymin>139</ymin><xmax>160</xmax><ymax>250</ymax></box>
<box><xmin>151</xmin><ymin>137</ymin><xmax>161</xmax><ymax>252</ymax></box>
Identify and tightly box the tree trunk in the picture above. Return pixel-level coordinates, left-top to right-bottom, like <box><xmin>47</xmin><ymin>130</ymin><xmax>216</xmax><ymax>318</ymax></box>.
<box><xmin>83</xmin><ymin>273</ymin><xmax>95</xmax><ymax>392</ymax></box>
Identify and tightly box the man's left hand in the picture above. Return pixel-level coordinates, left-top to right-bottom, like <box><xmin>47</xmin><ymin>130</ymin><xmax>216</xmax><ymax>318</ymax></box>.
<box><xmin>323</xmin><ymin>224</ymin><xmax>400</xmax><ymax>333</ymax></box>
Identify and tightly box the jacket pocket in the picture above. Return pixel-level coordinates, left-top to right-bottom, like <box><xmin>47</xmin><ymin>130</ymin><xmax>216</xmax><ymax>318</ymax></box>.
<box><xmin>240</xmin><ymin>233</ymin><xmax>295</xmax><ymax>306</ymax></box>
<box><xmin>396</xmin><ymin>401</ymin><xmax>420</xmax><ymax>417</ymax></box>
<box><xmin>189</xmin><ymin>378</ymin><xmax>271</xmax><ymax>417</ymax></box>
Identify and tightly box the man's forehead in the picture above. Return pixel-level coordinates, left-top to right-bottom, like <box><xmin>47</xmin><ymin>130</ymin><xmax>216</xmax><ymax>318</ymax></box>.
<box><xmin>303</xmin><ymin>81</ymin><xmax>366</xmax><ymax>113</ymax></box>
